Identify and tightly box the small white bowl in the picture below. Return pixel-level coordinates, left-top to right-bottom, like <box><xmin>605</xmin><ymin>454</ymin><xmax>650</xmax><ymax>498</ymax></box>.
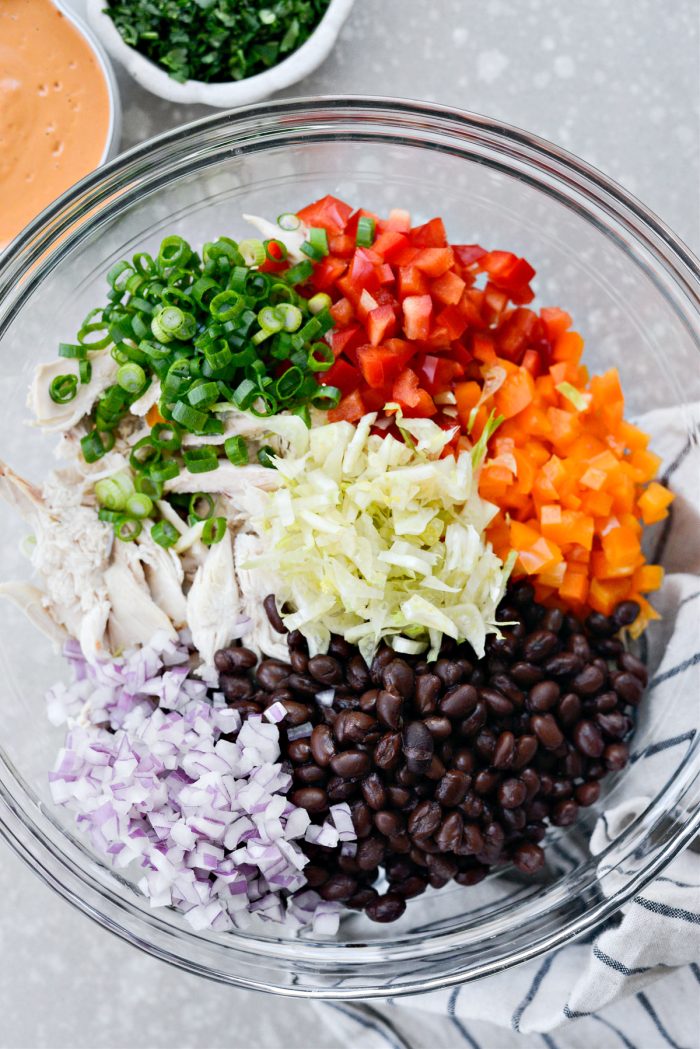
<box><xmin>87</xmin><ymin>0</ymin><xmax>355</xmax><ymax>108</ymax></box>
<box><xmin>57</xmin><ymin>0</ymin><xmax>121</xmax><ymax>162</ymax></box>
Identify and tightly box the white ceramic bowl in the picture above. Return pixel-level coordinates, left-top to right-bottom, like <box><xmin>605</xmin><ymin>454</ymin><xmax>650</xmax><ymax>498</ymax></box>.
<box><xmin>58</xmin><ymin>0</ymin><xmax>121</xmax><ymax>162</ymax></box>
<box><xmin>87</xmin><ymin>0</ymin><xmax>355</xmax><ymax>107</ymax></box>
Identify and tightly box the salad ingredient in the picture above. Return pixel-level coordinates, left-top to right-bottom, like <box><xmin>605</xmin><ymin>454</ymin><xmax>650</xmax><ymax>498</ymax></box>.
<box><xmin>48</xmin><ymin>632</ymin><xmax>351</xmax><ymax>933</ymax></box>
<box><xmin>250</xmin><ymin>584</ymin><xmax>641</xmax><ymax>922</ymax></box>
<box><xmin>248</xmin><ymin>412</ymin><xmax>512</xmax><ymax>663</ymax></box>
<box><xmin>0</xmin><ymin>0</ymin><xmax>111</xmax><ymax>248</ymax></box>
<box><xmin>104</xmin><ymin>0</ymin><xmax>332</xmax><ymax>85</ymax></box>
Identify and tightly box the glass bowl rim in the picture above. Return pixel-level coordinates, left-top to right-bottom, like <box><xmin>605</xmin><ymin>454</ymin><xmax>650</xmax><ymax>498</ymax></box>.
<box><xmin>0</xmin><ymin>96</ymin><xmax>698</xmax><ymax>998</ymax></box>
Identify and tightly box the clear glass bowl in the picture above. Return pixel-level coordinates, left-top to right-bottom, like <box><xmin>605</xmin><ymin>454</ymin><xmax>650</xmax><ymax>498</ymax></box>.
<box><xmin>0</xmin><ymin>98</ymin><xmax>698</xmax><ymax>998</ymax></box>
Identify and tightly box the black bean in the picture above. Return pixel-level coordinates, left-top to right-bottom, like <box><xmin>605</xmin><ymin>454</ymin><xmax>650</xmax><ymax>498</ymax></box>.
<box><xmin>346</xmin><ymin>654</ymin><xmax>370</xmax><ymax>692</ymax></box>
<box><xmin>542</xmin><ymin>607</ymin><xmax>564</xmax><ymax>633</ymax></box>
<box><xmin>286</xmin><ymin>673</ymin><xmax>318</xmax><ymax>696</ymax></box>
<box><xmin>490</xmin><ymin>673</ymin><xmax>525</xmax><ymax>706</ymax></box>
<box><xmin>576</xmin><ymin>781</ymin><xmax>600</xmax><ymax>806</ymax></box>
<box><xmin>568</xmin><ymin>634</ymin><xmax>592</xmax><ymax>661</ymax></box>
<box><xmin>310</xmin><ymin>724</ymin><xmax>336</xmax><ymax>767</ymax></box>
<box><xmin>542</xmin><ymin>651</ymin><xmax>583</xmax><ymax>678</ymax></box>
<box><xmin>522</xmin><ymin>630</ymin><xmax>559</xmax><ymax>663</ymax></box>
<box><xmin>501</xmin><ymin>807</ymin><xmax>527</xmax><ymax>831</ymax></box>
<box><xmin>376</xmin><ymin>690</ymin><xmax>403</xmax><ymax>730</ymax></box>
<box><xmin>422</xmin><ymin>715</ymin><xmax>452</xmax><ymax>740</ymax></box>
<box><xmin>287</xmin><ymin>629</ymin><xmax>306</xmax><ymax>650</ymax></box>
<box><xmin>287</xmin><ymin>738</ymin><xmax>312</xmax><ymax>764</ymax></box>
<box><xmin>440</xmin><ymin>683</ymin><xmax>479</xmax><ymax>719</ymax></box>
<box><xmin>256</xmin><ymin>659</ymin><xmax>292</xmax><ymax>691</ymax></box>
<box><xmin>391</xmin><ymin>875</ymin><xmax>428</xmax><ymax>899</ymax></box>
<box><xmin>614</xmin><ymin>600</ymin><xmax>640</xmax><ymax>627</ymax></box>
<box><xmin>402</xmin><ymin>721</ymin><xmax>434</xmax><ymax>773</ymax></box>
<box><xmin>215</xmin><ymin>645</ymin><xmax>258</xmax><ymax>673</ymax></box>
<box><xmin>387</xmin><ymin>786</ymin><xmax>412</xmax><ymax>808</ymax></box>
<box><xmin>618</xmin><ymin>651</ymin><xmax>649</xmax><ymax>686</ymax></box>
<box><xmin>563</xmin><ymin>748</ymin><xmax>584</xmax><ymax>778</ymax></box>
<box><xmin>595</xmin><ymin>638</ymin><xmax>624</xmax><ymax>658</ymax></box>
<box><xmin>493</xmin><ymin>730</ymin><xmax>516</xmax><ymax>769</ymax></box>
<box><xmin>487</xmin><ymin>634</ymin><xmax>519</xmax><ymax>661</ymax></box>
<box><xmin>426</xmin><ymin>853</ymin><xmax>458</xmax><ymax>882</ymax></box>
<box><xmin>557</xmin><ymin>692</ymin><xmax>582</xmax><ymax>727</ymax></box>
<box><xmin>382</xmin><ymin>659</ymin><xmax>415</xmax><ymax>698</ymax></box>
<box><xmin>434</xmin><ymin>811</ymin><xmax>464</xmax><ymax>852</ymax></box>
<box><xmin>611</xmin><ymin>671</ymin><xmax>644</xmax><ymax>706</ymax></box>
<box><xmin>512</xmin><ymin>842</ymin><xmax>545</xmax><ymax>874</ymax></box>
<box><xmin>360</xmin><ymin>772</ymin><xmax>387</xmax><ymax>811</ymax></box>
<box><xmin>528</xmin><ymin>680</ymin><xmax>560</xmax><ymax>712</ymax></box>
<box><xmin>319</xmin><ymin>873</ymin><xmax>357</xmax><ymax>901</ymax></box>
<box><xmin>414</xmin><ymin>673</ymin><xmax>441</xmax><ymax>715</ymax></box>
<box><xmin>455</xmin><ymin>864</ymin><xmax>489</xmax><ymax>886</ymax></box>
<box><xmin>291</xmin><ymin>787</ymin><xmax>327</xmax><ymax>813</ymax></box>
<box><xmin>350</xmin><ymin>801</ymin><xmax>373</xmax><ymax>838</ymax></box>
<box><xmin>531</xmin><ymin>713</ymin><xmax>564</xmax><ymax>750</ymax></box>
<box><xmin>227</xmin><ymin>699</ymin><xmax>262</xmax><ymax>717</ymax></box>
<box><xmin>475</xmin><ymin>728</ymin><xmax>497</xmax><ymax>763</ymax></box>
<box><xmin>294</xmin><ymin>763</ymin><xmax>326</xmax><ymax>785</ymax></box>
<box><xmin>281</xmin><ymin>700</ymin><xmax>313</xmax><ymax>726</ymax></box>
<box><xmin>289</xmin><ymin>649</ymin><xmax>309</xmax><ymax>674</ymax></box>
<box><xmin>434</xmin><ymin>769</ymin><xmax>471</xmax><ymax>806</ymax></box>
<box><xmin>359</xmin><ymin>688</ymin><xmax>379</xmax><ymax>714</ymax></box>
<box><xmin>307</xmin><ymin>654</ymin><xmax>343</xmax><ymax>686</ymax></box>
<box><xmin>328</xmin><ymin>635</ymin><xmax>355</xmax><ymax>660</ymax></box>
<box><xmin>453</xmin><ymin>747</ymin><xmax>475</xmax><ymax>773</ymax></box>
<box><xmin>370</xmin><ymin>645</ymin><xmax>395</xmax><ymax>685</ymax></box>
<box><xmin>571</xmin><ymin>664</ymin><xmax>606</xmax><ymax>696</ymax></box>
<box><xmin>585</xmin><ymin>612</ymin><xmax>616</xmax><ymax>637</ymax></box>
<box><xmin>572</xmin><ymin>720</ymin><xmax>605</xmax><ymax>758</ymax></box>
<box><xmin>388</xmin><ymin>831</ymin><xmax>412</xmax><ymax>854</ymax></box>
<box><xmin>408</xmin><ymin>800</ymin><xmax>442</xmax><ymax>838</ymax></box>
<box><xmin>395</xmin><ymin>766</ymin><xmax>418</xmax><ymax>787</ymax></box>
<box><xmin>373</xmin><ymin>809</ymin><xmax>404</xmax><ymax>838</ymax></box>
<box><xmin>330</xmin><ymin>750</ymin><xmax>371</xmax><ymax>779</ymax></box>
<box><xmin>480</xmin><ymin>688</ymin><xmax>514</xmax><ymax>717</ymax></box>
<box><xmin>220</xmin><ymin>674</ymin><xmax>254</xmax><ymax>701</ymax></box>
<box><xmin>551</xmin><ymin>799</ymin><xmax>579</xmax><ymax>826</ymax></box>
<box><xmin>550</xmin><ymin>777</ymin><xmax>573</xmax><ymax>800</ymax></box>
<box><xmin>474</xmin><ymin>769</ymin><xmax>500</xmax><ymax>795</ymax></box>
<box><xmin>333</xmin><ymin>710</ymin><xmax>377</xmax><ymax>745</ymax></box>
<box><xmin>592</xmin><ymin>690</ymin><xmax>618</xmax><ymax>713</ymax></box>
<box><xmin>596</xmin><ymin>710</ymin><xmax>628</xmax><ymax>738</ymax></box>
<box><xmin>326</xmin><ymin>775</ymin><xmax>359</xmax><ymax>801</ymax></box>
<box><xmin>498</xmin><ymin>777</ymin><xmax>527</xmax><ymax>809</ymax></box>
<box><xmin>425</xmin><ymin>754</ymin><xmax>446</xmax><ymax>781</ymax></box>
<box><xmin>373</xmin><ymin>732</ymin><xmax>402</xmax><ymax>770</ymax></box>
<box><xmin>459</xmin><ymin>792</ymin><xmax>483</xmax><ymax>819</ymax></box>
<box><xmin>365</xmin><ymin>892</ymin><xmax>406</xmax><ymax>923</ymax></box>
<box><xmin>347</xmin><ymin>887</ymin><xmax>379</xmax><ymax>911</ymax></box>
<box><xmin>303</xmin><ymin>864</ymin><xmax>329</xmax><ymax>888</ymax></box>
<box><xmin>519</xmin><ymin>767</ymin><xmax>540</xmax><ymax>800</ymax></box>
<box><xmin>511</xmin><ymin>661</ymin><xmax>545</xmax><ymax>687</ymax></box>
<box><xmin>263</xmin><ymin>594</ymin><xmax>287</xmax><ymax>634</ymax></box>
<box><xmin>434</xmin><ymin>658</ymin><xmax>463</xmax><ymax>688</ymax></box>
<box><xmin>514</xmin><ymin>734</ymin><xmax>538</xmax><ymax>769</ymax></box>
<box><xmin>604</xmin><ymin>742</ymin><xmax>629</xmax><ymax>771</ymax></box>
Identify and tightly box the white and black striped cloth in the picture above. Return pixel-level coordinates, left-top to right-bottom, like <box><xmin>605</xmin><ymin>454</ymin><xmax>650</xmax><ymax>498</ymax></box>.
<box><xmin>319</xmin><ymin>403</ymin><xmax>700</xmax><ymax>1049</ymax></box>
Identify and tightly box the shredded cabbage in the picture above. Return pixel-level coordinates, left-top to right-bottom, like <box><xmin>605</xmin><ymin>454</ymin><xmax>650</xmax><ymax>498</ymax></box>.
<box><xmin>246</xmin><ymin>413</ymin><xmax>514</xmax><ymax>664</ymax></box>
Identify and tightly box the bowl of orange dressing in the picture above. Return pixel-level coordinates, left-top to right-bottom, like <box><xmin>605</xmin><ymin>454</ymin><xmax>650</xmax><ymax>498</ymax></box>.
<box><xmin>0</xmin><ymin>0</ymin><xmax>120</xmax><ymax>250</ymax></box>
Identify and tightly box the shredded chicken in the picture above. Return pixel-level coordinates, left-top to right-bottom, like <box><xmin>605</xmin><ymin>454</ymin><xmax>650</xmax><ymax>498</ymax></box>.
<box><xmin>234</xmin><ymin>532</ymin><xmax>288</xmax><ymax>662</ymax></box>
<box><xmin>187</xmin><ymin>529</ymin><xmax>242</xmax><ymax>667</ymax></box>
<box><xmin>28</xmin><ymin>352</ymin><xmax>118</xmax><ymax>431</ymax></box>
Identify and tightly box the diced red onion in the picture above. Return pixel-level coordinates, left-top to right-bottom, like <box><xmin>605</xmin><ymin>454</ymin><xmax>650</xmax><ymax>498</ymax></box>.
<box><xmin>286</xmin><ymin>722</ymin><xmax>313</xmax><ymax>741</ymax></box>
<box><xmin>314</xmin><ymin>689</ymin><xmax>335</xmax><ymax>707</ymax></box>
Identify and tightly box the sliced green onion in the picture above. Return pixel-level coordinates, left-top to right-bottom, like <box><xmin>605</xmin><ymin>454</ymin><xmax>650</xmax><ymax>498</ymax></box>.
<box><xmin>130</xmin><ymin>436</ymin><xmax>161</xmax><ymax>473</ymax></box>
<box><xmin>171</xmin><ymin>400</ymin><xmax>209</xmax><ymax>432</ymax></box>
<box><xmin>133</xmin><ymin>252</ymin><xmax>155</xmax><ymax>276</ymax></box>
<box><xmin>238</xmin><ymin>238</ymin><xmax>266</xmax><ymax>267</ymax></box>
<box><xmin>307</xmin><ymin>341</ymin><xmax>334</xmax><ymax>372</ymax></box>
<box><xmin>97</xmin><ymin>508</ymin><xmax>125</xmax><ymax>523</ymax></box>
<box><xmin>257</xmin><ymin>305</ymin><xmax>284</xmax><ymax>334</ymax></box>
<box><xmin>135</xmin><ymin>474</ymin><xmax>163</xmax><ymax>500</ymax></box>
<box><xmin>224</xmin><ymin>435</ymin><xmax>249</xmax><ymax>466</ymax></box>
<box><xmin>276</xmin><ymin>303</ymin><xmax>303</xmax><ymax>332</ymax></box>
<box><xmin>265</xmin><ymin>239</ymin><xmax>288</xmax><ymax>261</ymax></box>
<box><xmin>49</xmin><ymin>374</ymin><xmax>78</xmax><ymax>404</ymax></box>
<box><xmin>356</xmin><ymin>216</ymin><xmax>376</xmax><ymax>247</ymax></box>
<box><xmin>311</xmin><ymin>385</ymin><xmax>342</xmax><ymax>410</ymax></box>
<box><xmin>201</xmin><ymin>516</ymin><xmax>226</xmax><ymax>545</ymax></box>
<box><xmin>107</xmin><ymin>260</ymin><xmax>134</xmax><ymax>293</ymax></box>
<box><xmin>183</xmin><ymin>447</ymin><xmax>219</xmax><ymax>474</ymax></box>
<box><xmin>163</xmin><ymin>358</ymin><xmax>191</xmax><ymax>400</ymax></box>
<box><xmin>78</xmin><ymin>359</ymin><xmax>92</xmax><ymax>384</ymax></box>
<box><xmin>251</xmin><ymin>327</ymin><xmax>273</xmax><ymax>346</ymax></box>
<box><xmin>149</xmin><ymin>460</ymin><xmax>180</xmax><ymax>484</ymax></box>
<box><xmin>157</xmin><ymin>235</ymin><xmax>192</xmax><ymax>270</ymax></box>
<box><xmin>58</xmin><ymin>342</ymin><xmax>87</xmax><ymax>360</ymax></box>
<box><xmin>309</xmin><ymin>227</ymin><xmax>329</xmax><ymax>256</ymax></box>
<box><xmin>308</xmin><ymin>292</ymin><xmax>332</xmax><ymax>316</ymax></box>
<box><xmin>204</xmin><ymin>339</ymin><xmax>233</xmax><ymax>371</ymax></box>
<box><xmin>292</xmin><ymin>404</ymin><xmax>312</xmax><ymax>428</ymax></box>
<box><xmin>116</xmin><ymin>517</ymin><xmax>142</xmax><ymax>542</ymax></box>
<box><xmin>257</xmin><ymin>445</ymin><xmax>277</xmax><ymax>469</ymax></box>
<box><xmin>283</xmin><ymin>260</ymin><xmax>314</xmax><ymax>286</ymax></box>
<box><xmin>117</xmin><ymin>362</ymin><xmax>147</xmax><ymax>395</ymax></box>
<box><xmin>274</xmin><ymin>366</ymin><xmax>304</xmax><ymax>400</ymax></box>
<box><xmin>94</xmin><ymin>472</ymin><xmax>134</xmax><ymax>512</ymax></box>
<box><xmin>188</xmin><ymin>492</ymin><xmax>215</xmax><ymax>521</ymax></box>
<box><xmin>300</xmin><ymin>240</ymin><xmax>325</xmax><ymax>262</ymax></box>
<box><xmin>277</xmin><ymin>212</ymin><xmax>300</xmax><ymax>231</ymax></box>
<box><xmin>210</xmin><ymin>290</ymin><xmax>242</xmax><ymax>322</ymax></box>
<box><xmin>187</xmin><ymin>381</ymin><xmax>219</xmax><ymax>409</ymax></box>
<box><xmin>151</xmin><ymin>422</ymin><xmax>181</xmax><ymax>451</ymax></box>
<box><xmin>249</xmin><ymin>392</ymin><xmax>278</xmax><ymax>418</ymax></box>
<box><xmin>151</xmin><ymin>520</ymin><xmax>179</xmax><ymax>548</ymax></box>
<box><xmin>151</xmin><ymin>305</ymin><xmax>196</xmax><ymax>343</ymax></box>
<box><xmin>81</xmin><ymin>429</ymin><xmax>114</xmax><ymax>463</ymax></box>
<box><xmin>125</xmin><ymin>493</ymin><xmax>154</xmax><ymax>518</ymax></box>
<box><xmin>232</xmin><ymin>378</ymin><xmax>258</xmax><ymax>411</ymax></box>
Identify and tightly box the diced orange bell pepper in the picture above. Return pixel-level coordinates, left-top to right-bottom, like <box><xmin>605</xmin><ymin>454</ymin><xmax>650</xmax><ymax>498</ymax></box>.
<box><xmin>638</xmin><ymin>481</ymin><xmax>674</xmax><ymax>524</ymax></box>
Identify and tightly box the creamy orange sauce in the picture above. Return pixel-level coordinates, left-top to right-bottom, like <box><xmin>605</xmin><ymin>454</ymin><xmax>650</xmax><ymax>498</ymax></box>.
<box><xmin>0</xmin><ymin>0</ymin><xmax>111</xmax><ymax>247</ymax></box>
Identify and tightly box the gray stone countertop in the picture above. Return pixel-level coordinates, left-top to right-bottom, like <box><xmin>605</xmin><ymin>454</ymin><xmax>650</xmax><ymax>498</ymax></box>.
<box><xmin>1</xmin><ymin>2</ymin><xmax>698</xmax><ymax>1047</ymax></box>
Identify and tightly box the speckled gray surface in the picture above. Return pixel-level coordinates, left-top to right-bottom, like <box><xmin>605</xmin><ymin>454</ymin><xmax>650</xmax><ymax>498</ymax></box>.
<box><xmin>1</xmin><ymin>2</ymin><xmax>698</xmax><ymax>1047</ymax></box>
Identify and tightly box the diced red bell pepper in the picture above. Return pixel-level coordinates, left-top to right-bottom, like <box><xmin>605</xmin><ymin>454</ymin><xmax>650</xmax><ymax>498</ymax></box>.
<box><xmin>311</xmin><ymin>255</ymin><xmax>348</xmax><ymax>291</ymax></box>
<box><xmin>358</xmin><ymin>339</ymin><xmax>414</xmax><ymax>387</ymax></box>
<box><xmin>357</xmin><ymin>288</ymin><xmax>379</xmax><ymax>321</ymax></box>
<box><xmin>321</xmin><ymin>359</ymin><xmax>360</xmax><ymax>397</ymax></box>
<box><xmin>328</xmin><ymin>233</ymin><xmax>356</xmax><ymax>257</ymax></box>
<box><xmin>413</xmin><ymin>247</ymin><xmax>455</xmax><ymax>277</ymax></box>
<box><xmin>497</xmin><ymin>307</ymin><xmax>542</xmax><ymax>363</ymax></box>
<box><xmin>330</xmin><ymin>324</ymin><xmax>364</xmax><ymax>361</ymax></box>
<box><xmin>328</xmin><ymin>388</ymin><xmax>366</xmax><ymax>423</ymax></box>
<box><xmin>480</xmin><ymin>250</ymin><xmax>536</xmax><ymax>293</ymax></box>
<box><xmin>540</xmin><ymin>306</ymin><xmax>573</xmax><ymax>343</ymax></box>
<box><xmin>392</xmin><ymin>367</ymin><xmax>437</xmax><ymax>416</ymax></box>
<box><xmin>430</xmin><ymin>270</ymin><xmax>466</xmax><ymax>305</ymax></box>
<box><xmin>436</xmin><ymin>304</ymin><xmax>470</xmax><ymax>341</ymax></box>
<box><xmin>410</xmin><ymin>217</ymin><xmax>447</xmax><ymax>247</ymax></box>
<box><xmin>330</xmin><ymin>297</ymin><xmax>354</xmax><ymax>327</ymax></box>
<box><xmin>416</xmin><ymin>354</ymin><xmax>465</xmax><ymax>395</ymax></box>
<box><xmin>347</xmin><ymin>248</ymin><xmax>381</xmax><ymax>293</ymax></box>
<box><xmin>372</xmin><ymin>230</ymin><xmax>410</xmax><ymax>261</ymax></box>
<box><xmin>402</xmin><ymin>295</ymin><xmax>433</xmax><ymax>340</ymax></box>
<box><xmin>398</xmin><ymin>266</ymin><xmax>430</xmax><ymax>298</ymax></box>
<box><xmin>385</xmin><ymin>208</ymin><xmax>411</xmax><ymax>232</ymax></box>
<box><xmin>297</xmin><ymin>195</ymin><xmax>353</xmax><ymax>235</ymax></box>
<box><xmin>453</xmin><ymin>244</ymin><xmax>487</xmax><ymax>267</ymax></box>
<box><xmin>367</xmin><ymin>304</ymin><xmax>397</xmax><ymax>346</ymax></box>
<box><xmin>376</xmin><ymin>263</ymin><xmax>395</xmax><ymax>285</ymax></box>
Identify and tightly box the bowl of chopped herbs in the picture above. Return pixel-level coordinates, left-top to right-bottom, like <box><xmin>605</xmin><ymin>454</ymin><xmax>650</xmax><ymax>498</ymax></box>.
<box><xmin>87</xmin><ymin>0</ymin><xmax>355</xmax><ymax>106</ymax></box>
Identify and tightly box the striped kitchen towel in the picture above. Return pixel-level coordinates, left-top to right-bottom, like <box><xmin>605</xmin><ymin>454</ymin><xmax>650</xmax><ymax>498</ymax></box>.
<box><xmin>319</xmin><ymin>402</ymin><xmax>700</xmax><ymax>1049</ymax></box>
